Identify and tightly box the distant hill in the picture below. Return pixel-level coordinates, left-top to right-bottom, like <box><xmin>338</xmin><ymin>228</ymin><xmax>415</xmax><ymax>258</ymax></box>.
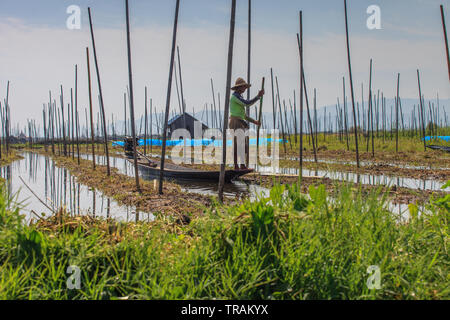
<box><xmin>106</xmin><ymin>98</ymin><xmax>450</xmax><ymax>136</ymax></box>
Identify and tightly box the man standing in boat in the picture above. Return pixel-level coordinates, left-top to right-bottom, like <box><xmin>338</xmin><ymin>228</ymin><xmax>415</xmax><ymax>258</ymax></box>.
<box><xmin>229</xmin><ymin>77</ymin><xmax>265</xmax><ymax>170</ymax></box>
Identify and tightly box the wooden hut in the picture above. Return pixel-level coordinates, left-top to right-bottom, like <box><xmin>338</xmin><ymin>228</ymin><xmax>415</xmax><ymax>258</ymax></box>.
<box><xmin>168</xmin><ymin>113</ymin><xmax>208</xmax><ymax>138</ymax></box>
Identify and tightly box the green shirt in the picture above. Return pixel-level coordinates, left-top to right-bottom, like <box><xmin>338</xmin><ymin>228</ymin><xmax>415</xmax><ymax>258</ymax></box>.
<box><xmin>230</xmin><ymin>92</ymin><xmax>260</xmax><ymax>120</ymax></box>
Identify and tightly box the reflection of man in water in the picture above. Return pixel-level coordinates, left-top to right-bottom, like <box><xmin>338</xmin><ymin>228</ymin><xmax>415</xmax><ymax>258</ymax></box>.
<box><xmin>229</xmin><ymin>77</ymin><xmax>265</xmax><ymax>170</ymax></box>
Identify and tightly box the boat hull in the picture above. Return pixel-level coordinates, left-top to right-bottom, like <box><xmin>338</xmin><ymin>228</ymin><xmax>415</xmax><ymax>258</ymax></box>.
<box><xmin>127</xmin><ymin>158</ymin><xmax>253</xmax><ymax>183</ymax></box>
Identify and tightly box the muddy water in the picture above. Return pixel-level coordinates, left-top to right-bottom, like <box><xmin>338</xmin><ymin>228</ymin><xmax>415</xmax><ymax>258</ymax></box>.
<box><xmin>124</xmin><ymin>152</ymin><xmax>447</xmax><ymax>192</ymax></box>
<box><xmin>253</xmin><ymin>166</ymin><xmax>448</xmax><ymax>191</ymax></box>
<box><xmin>81</xmin><ymin>154</ymin><xmax>271</xmax><ymax>200</ymax></box>
<box><xmin>285</xmin><ymin>157</ymin><xmax>449</xmax><ymax>170</ymax></box>
<box><xmin>0</xmin><ymin>152</ymin><xmax>430</xmax><ymax>225</ymax></box>
<box><xmin>80</xmin><ymin>154</ymin><xmax>427</xmax><ymax>218</ymax></box>
<box><xmin>0</xmin><ymin>152</ymin><xmax>154</xmax><ymax>223</ymax></box>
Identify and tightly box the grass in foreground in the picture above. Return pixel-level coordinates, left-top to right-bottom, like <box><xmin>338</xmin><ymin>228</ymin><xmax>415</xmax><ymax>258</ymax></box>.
<box><xmin>0</xmin><ymin>180</ymin><xmax>448</xmax><ymax>300</ymax></box>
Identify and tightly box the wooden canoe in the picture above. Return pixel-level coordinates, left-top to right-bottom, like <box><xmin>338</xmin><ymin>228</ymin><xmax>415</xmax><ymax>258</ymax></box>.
<box><xmin>127</xmin><ymin>158</ymin><xmax>254</xmax><ymax>183</ymax></box>
<box><xmin>426</xmin><ymin>145</ymin><xmax>450</xmax><ymax>152</ymax></box>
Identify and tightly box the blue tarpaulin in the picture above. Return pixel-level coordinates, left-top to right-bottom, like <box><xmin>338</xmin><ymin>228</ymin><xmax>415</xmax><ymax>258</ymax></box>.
<box><xmin>112</xmin><ymin>137</ymin><xmax>287</xmax><ymax>147</ymax></box>
<box><xmin>422</xmin><ymin>136</ymin><xmax>450</xmax><ymax>142</ymax></box>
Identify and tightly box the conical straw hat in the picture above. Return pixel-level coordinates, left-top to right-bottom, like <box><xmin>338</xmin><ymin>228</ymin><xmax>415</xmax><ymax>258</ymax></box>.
<box><xmin>231</xmin><ymin>77</ymin><xmax>251</xmax><ymax>90</ymax></box>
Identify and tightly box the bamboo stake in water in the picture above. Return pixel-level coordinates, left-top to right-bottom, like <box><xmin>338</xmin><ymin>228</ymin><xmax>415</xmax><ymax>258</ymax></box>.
<box><xmin>174</xmin><ymin>60</ymin><xmax>183</xmax><ymax>115</ymax></box>
<box><xmin>275</xmin><ymin>77</ymin><xmax>287</xmax><ymax>155</ymax></box>
<box><xmin>297</xmin><ymin>12</ymin><xmax>304</xmax><ymax>176</ymax></box>
<box><xmin>293</xmin><ymin>90</ymin><xmax>298</xmax><ymax>143</ymax></box>
<box><xmin>395</xmin><ymin>73</ymin><xmax>400</xmax><ymax>153</ymax></box>
<box><xmin>159</xmin><ymin>0</ymin><xmax>181</xmax><ymax>195</ymax></box>
<box><xmin>60</xmin><ymin>85</ymin><xmax>67</xmax><ymax>156</ymax></box>
<box><xmin>342</xmin><ymin>80</ymin><xmax>349</xmax><ymax>151</ymax></box>
<box><xmin>218</xmin><ymin>0</ymin><xmax>236</xmax><ymax>203</ymax></box>
<box><xmin>270</xmin><ymin>68</ymin><xmax>276</xmax><ymax>131</ymax></box>
<box><xmin>417</xmin><ymin>70</ymin><xmax>426</xmax><ymax>152</ymax></box>
<box><xmin>88</xmin><ymin>7</ymin><xmax>110</xmax><ymax>175</ymax></box>
<box><xmin>49</xmin><ymin>91</ymin><xmax>55</xmax><ymax>154</ymax></box>
<box><xmin>300</xmin><ymin>68</ymin><xmax>317</xmax><ymax>163</ymax></box>
<box><xmin>150</xmin><ymin>98</ymin><xmax>153</xmax><ymax>153</ymax></box>
<box><xmin>441</xmin><ymin>5</ymin><xmax>450</xmax><ymax>83</ymax></box>
<box><xmin>70</xmin><ymin>89</ymin><xmax>75</xmax><ymax>159</ymax></box>
<box><xmin>123</xmin><ymin>0</ymin><xmax>140</xmax><ymax>191</ymax></box>
<box><xmin>177</xmin><ymin>46</ymin><xmax>187</xmax><ymax>135</ymax></box>
<box><xmin>344</xmin><ymin>0</ymin><xmax>360</xmax><ymax>168</ymax></box>
<box><xmin>144</xmin><ymin>87</ymin><xmax>148</xmax><ymax>156</ymax></box>
<box><xmin>75</xmin><ymin>65</ymin><xmax>80</xmax><ymax>164</ymax></box>
<box><xmin>5</xmin><ymin>81</ymin><xmax>9</xmax><ymax>155</ymax></box>
<box><xmin>86</xmin><ymin>47</ymin><xmax>96</xmax><ymax>169</ymax></box>
<box><xmin>43</xmin><ymin>106</ymin><xmax>47</xmax><ymax>153</ymax></box>
<box><xmin>313</xmin><ymin>88</ymin><xmax>318</xmax><ymax>148</ymax></box>
<box><xmin>124</xmin><ymin>93</ymin><xmax>127</xmax><ymax>136</ymax></box>
<box><xmin>256</xmin><ymin>77</ymin><xmax>265</xmax><ymax>158</ymax></box>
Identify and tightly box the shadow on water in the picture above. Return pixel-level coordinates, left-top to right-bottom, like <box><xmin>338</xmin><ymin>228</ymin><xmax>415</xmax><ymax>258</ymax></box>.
<box><xmin>0</xmin><ymin>152</ymin><xmax>154</xmax><ymax>224</ymax></box>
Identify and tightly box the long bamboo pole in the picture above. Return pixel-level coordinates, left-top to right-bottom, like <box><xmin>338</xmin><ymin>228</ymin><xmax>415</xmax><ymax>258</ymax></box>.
<box><xmin>275</xmin><ymin>77</ymin><xmax>287</xmax><ymax>155</ymax></box>
<box><xmin>417</xmin><ymin>70</ymin><xmax>426</xmax><ymax>152</ymax></box>
<box><xmin>86</xmin><ymin>47</ymin><xmax>96</xmax><ymax>169</ymax></box>
<box><xmin>218</xmin><ymin>0</ymin><xmax>236</xmax><ymax>203</ymax></box>
<box><xmin>70</xmin><ymin>89</ymin><xmax>75</xmax><ymax>159</ymax></box>
<box><xmin>49</xmin><ymin>92</ymin><xmax>55</xmax><ymax>154</ymax></box>
<box><xmin>75</xmin><ymin>65</ymin><xmax>80</xmax><ymax>164</ymax></box>
<box><xmin>342</xmin><ymin>80</ymin><xmax>349</xmax><ymax>151</ymax></box>
<box><xmin>293</xmin><ymin>90</ymin><xmax>298</xmax><ymax>143</ymax></box>
<box><xmin>159</xmin><ymin>0</ymin><xmax>181</xmax><ymax>195</ymax></box>
<box><xmin>144</xmin><ymin>86</ymin><xmax>148</xmax><ymax>156</ymax></box>
<box><xmin>88</xmin><ymin>7</ymin><xmax>110</xmax><ymax>175</ymax></box>
<box><xmin>301</xmin><ymin>68</ymin><xmax>317</xmax><ymax>163</ymax></box>
<box><xmin>60</xmin><ymin>86</ymin><xmax>68</xmax><ymax>156</ymax></box>
<box><xmin>441</xmin><ymin>5</ymin><xmax>450</xmax><ymax>83</ymax></box>
<box><xmin>5</xmin><ymin>81</ymin><xmax>9</xmax><ymax>155</ymax></box>
<box><xmin>297</xmin><ymin>12</ymin><xmax>304</xmax><ymax>176</ymax></box>
<box><xmin>344</xmin><ymin>0</ymin><xmax>360</xmax><ymax>168</ymax></box>
<box><xmin>42</xmin><ymin>106</ymin><xmax>47</xmax><ymax>152</ymax></box>
<box><xmin>150</xmin><ymin>99</ymin><xmax>153</xmax><ymax>153</ymax></box>
<box><xmin>177</xmin><ymin>46</ymin><xmax>187</xmax><ymax>132</ymax></box>
<box><xmin>270</xmin><ymin>68</ymin><xmax>276</xmax><ymax>130</ymax></box>
<box><xmin>123</xmin><ymin>0</ymin><xmax>140</xmax><ymax>191</ymax></box>
<box><xmin>256</xmin><ymin>77</ymin><xmax>265</xmax><ymax>157</ymax></box>
<box><xmin>247</xmin><ymin>0</ymin><xmax>252</xmax><ymax>113</ymax></box>
<box><xmin>395</xmin><ymin>73</ymin><xmax>400</xmax><ymax>153</ymax></box>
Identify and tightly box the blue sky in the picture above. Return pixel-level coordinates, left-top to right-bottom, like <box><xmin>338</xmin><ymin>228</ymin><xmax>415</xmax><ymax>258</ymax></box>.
<box><xmin>0</xmin><ymin>0</ymin><xmax>444</xmax><ymax>38</ymax></box>
<box><xmin>0</xmin><ymin>0</ymin><xmax>449</xmax><ymax>128</ymax></box>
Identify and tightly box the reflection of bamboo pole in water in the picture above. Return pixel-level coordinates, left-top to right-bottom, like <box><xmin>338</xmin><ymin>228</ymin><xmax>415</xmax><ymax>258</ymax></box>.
<box><xmin>101</xmin><ymin>194</ymin><xmax>104</xmax><ymax>216</ymax></box>
<box><xmin>57</xmin><ymin>108</ymin><xmax>61</xmax><ymax>156</ymax></box>
<box><xmin>92</xmin><ymin>189</ymin><xmax>96</xmax><ymax>217</ymax></box>
<box><xmin>72</xmin><ymin>178</ymin><xmax>76</xmax><ymax>215</ymax></box>
<box><xmin>69</xmin><ymin>174</ymin><xmax>73</xmax><ymax>215</ymax></box>
<box><xmin>64</xmin><ymin>170</ymin><xmax>67</xmax><ymax>209</ymax></box>
<box><xmin>77</xmin><ymin>183</ymin><xmax>80</xmax><ymax>215</ymax></box>
<box><xmin>45</xmin><ymin>158</ymin><xmax>48</xmax><ymax>201</ymax></box>
<box><xmin>50</xmin><ymin>162</ymin><xmax>54</xmax><ymax>211</ymax></box>
<box><xmin>56</xmin><ymin>165</ymin><xmax>60</xmax><ymax>209</ymax></box>
<box><xmin>6</xmin><ymin>166</ymin><xmax>11</xmax><ymax>201</ymax></box>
